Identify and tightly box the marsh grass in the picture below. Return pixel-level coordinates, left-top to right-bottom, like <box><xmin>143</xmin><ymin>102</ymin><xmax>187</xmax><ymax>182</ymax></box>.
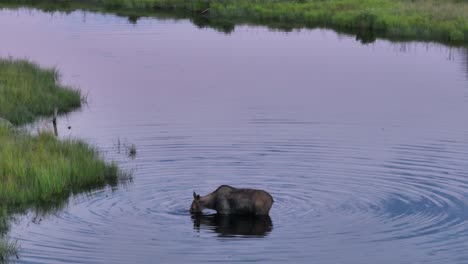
<box><xmin>0</xmin><ymin>59</ymin><xmax>81</xmax><ymax>126</ymax></box>
<box><xmin>0</xmin><ymin>240</ymin><xmax>17</xmax><ymax>263</ymax></box>
<box><xmin>0</xmin><ymin>126</ymin><xmax>119</xmax><ymax>207</ymax></box>
<box><xmin>180</xmin><ymin>0</ymin><xmax>468</xmax><ymax>43</ymax></box>
<box><xmin>0</xmin><ymin>210</ymin><xmax>17</xmax><ymax>263</ymax></box>
<box><xmin>0</xmin><ymin>59</ymin><xmax>122</xmax><ymax>261</ymax></box>
<box><xmin>2</xmin><ymin>0</ymin><xmax>466</xmax><ymax>44</ymax></box>
<box><xmin>127</xmin><ymin>144</ymin><xmax>137</xmax><ymax>158</ymax></box>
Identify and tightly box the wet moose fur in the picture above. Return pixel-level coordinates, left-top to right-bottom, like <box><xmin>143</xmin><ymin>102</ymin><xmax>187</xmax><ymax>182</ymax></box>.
<box><xmin>190</xmin><ymin>185</ymin><xmax>274</xmax><ymax>215</ymax></box>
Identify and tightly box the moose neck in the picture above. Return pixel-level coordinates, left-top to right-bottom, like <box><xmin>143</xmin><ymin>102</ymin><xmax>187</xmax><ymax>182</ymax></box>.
<box><xmin>200</xmin><ymin>193</ymin><xmax>217</xmax><ymax>210</ymax></box>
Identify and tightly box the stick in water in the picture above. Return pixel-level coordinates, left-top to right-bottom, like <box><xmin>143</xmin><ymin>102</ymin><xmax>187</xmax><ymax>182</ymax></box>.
<box><xmin>53</xmin><ymin>107</ymin><xmax>58</xmax><ymax>137</ymax></box>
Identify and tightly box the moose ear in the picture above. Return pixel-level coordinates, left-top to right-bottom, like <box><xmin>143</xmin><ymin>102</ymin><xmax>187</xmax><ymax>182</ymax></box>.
<box><xmin>193</xmin><ymin>192</ymin><xmax>197</xmax><ymax>199</ymax></box>
<box><xmin>196</xmin><ymin>195</ymin><xmax>200</xmax><ymax>200</ymax></box>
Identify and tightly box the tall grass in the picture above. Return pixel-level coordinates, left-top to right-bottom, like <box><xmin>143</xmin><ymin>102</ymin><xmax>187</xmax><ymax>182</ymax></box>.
<box><xmin>135</xmin><ymin>0</ymin><xmax>468</xmax><ymax>43</ymax></box>
<box><xmin>0</xmin><ymin>126</ymin><xmax>119</xmax><ymax>207</ymax></box>
<box><xmin>0</xmin><ymin>210</ymin><xmax>17</xmax><ymax>263</ymax></box>
<box><xmin>0</xmin><ymin>239</ymin><xmax>17</xmax><ymax>263</ymax></box>
<box><xmin>0</xmin><ymin>59</ymin><xmax>81</xmax><ymax>126</ymax></box>
<box><xmin>0</xmin><ymin>59</ymin><xmax>121</xmax><ymax>261</ymax></box>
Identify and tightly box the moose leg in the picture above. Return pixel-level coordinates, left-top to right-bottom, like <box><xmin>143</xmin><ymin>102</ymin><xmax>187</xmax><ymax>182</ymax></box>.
<box><xmin>216</xmin><ymin>198</ymin><xmax>231</xmax><ymax>214</ymax></box>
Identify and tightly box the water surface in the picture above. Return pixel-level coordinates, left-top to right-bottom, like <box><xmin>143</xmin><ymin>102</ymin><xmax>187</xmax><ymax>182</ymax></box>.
<box><xmin>1</xmin><ymin>8</ymin><xmax>468</xmax><ymax>264</ymax></box>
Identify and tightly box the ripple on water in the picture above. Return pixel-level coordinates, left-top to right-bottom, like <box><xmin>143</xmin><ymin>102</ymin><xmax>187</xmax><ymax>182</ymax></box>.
<box><xmin>10</xmin><ymin>122</ymin><xmax>468</xmax><ymax>264</ymax></box>
<box><xmin>3</xmin><ymin>7</ymin><xmax>468</xmax><ymax>264</ymax></box>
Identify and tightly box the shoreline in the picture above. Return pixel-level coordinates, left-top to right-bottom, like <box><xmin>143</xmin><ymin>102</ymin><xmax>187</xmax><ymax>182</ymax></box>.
<box><xmin>0</xmin><ymin>0</ymin><xmax>467</xmax><ymax>45</ymax></box>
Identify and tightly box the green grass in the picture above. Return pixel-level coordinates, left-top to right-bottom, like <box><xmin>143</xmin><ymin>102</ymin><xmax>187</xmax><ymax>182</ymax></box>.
<box><xmin>0</xmin><ymin>210</ymin><xmax>17</xmax><ymax>263</ymax></box>
<box><xmin>0</xmin><ymin>59</ymin><xmax>81</xmax><ymax>126</ymax></box>
<box><xmin>0</xmin><ymin>239</ymin><xmax>17</xmax><ymax>263</ymax></box>
<box><xmin>1</xmin><ymin>0</ymin><xmax>467</xmax><ymax>44</ymax></box>
<box><xmin>0</xmin><ymin>126</ymin><xmax>119</xmax><ymax>207</ymax></box>
<box><xmin>105</xmin><ymin>0</ymin><xmax>468</xmax><ymax>43</ymax></box>
<box><xmin>0</xmin><ymin>59</ymin><xmax>121</xmax><ymax>261</ymax></box>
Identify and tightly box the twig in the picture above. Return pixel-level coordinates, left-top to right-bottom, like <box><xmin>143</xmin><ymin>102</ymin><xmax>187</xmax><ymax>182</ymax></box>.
<box><xmin>52</xmin><ymin>107</ymin><xmax>58</xmax><ymax>137</ymax></box>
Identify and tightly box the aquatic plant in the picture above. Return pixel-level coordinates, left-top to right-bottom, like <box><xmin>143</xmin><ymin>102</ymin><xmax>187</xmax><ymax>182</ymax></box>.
<box><xmin>0</xmin><ymin>210</ymin><xmax>16</xmax><ymax>263</ymax></box>
<box><xmin>128</xmin><ymin>144</ymin><xmax>137</xmax><ymax>158</ymax></box>
<box><xmin>0</xmin><ymin>240</ymin><xmax>17</xmax><ymax>263</ymax></box>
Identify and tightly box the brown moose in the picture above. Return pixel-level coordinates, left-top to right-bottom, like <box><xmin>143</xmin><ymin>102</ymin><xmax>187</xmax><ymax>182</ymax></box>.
<box><xmin>190</xmin><ymin>185</ymin><xmax>274</xmax><ymax>215</ymax></box>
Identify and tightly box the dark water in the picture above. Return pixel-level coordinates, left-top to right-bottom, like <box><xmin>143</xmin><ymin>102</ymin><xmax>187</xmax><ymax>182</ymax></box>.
<box><xmin>1</xmin><ymin>8</ymin><xmax>468</xmax><ymax>264</ymax></box>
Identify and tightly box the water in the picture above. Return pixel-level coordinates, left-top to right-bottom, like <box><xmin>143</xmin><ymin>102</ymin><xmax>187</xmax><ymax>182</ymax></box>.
<box><xmin>1</xmin><ymin>8</ymin><xmax>468</xmax><ymax>264</ymax></box>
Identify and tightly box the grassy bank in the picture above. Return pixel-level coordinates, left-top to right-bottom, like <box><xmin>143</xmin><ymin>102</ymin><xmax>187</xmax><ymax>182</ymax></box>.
<box><xmin>0</xmin><ymin>59</ymin><xmax>119</xmax><ymax>261</ymax></box>
<box><xmin>0</xmin><ymin>59</ymin><xmax>81</xmax><ymax>126</ymax></box>
<box><xmin>1</xmin><ymin>0</ymin><xmax>467</xmax><ymax>44</ymax></box>
<box><xmin>0</xmin><ymin>126</ymin><xmax>119</xmax><ymax>207</ymax></box>
<box><xmin>98</xmin><ymin>0</ymin><xmax>468</xmax><ymax>43</ymax></box>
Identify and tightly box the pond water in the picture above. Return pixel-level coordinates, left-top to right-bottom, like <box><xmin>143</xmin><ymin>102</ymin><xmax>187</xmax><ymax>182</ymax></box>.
<box><xmin>1</xmin><ymin>8</ymin><xmax>468</xmax><ymax>264</ymax></box>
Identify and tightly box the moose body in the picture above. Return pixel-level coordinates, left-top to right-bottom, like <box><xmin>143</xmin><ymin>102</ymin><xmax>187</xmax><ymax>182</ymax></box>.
<box><xmin>190</xmin><ymin>185</ymin><xmax>274</xmax><ymax>215</ymax></box>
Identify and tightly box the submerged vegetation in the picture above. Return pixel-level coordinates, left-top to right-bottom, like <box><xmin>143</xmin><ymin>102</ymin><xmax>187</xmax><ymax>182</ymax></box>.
<box><xmin>0</xmin><ymin>59</ymin><xmax>120</xmax><ymax>261</ymax></box>
<box><xmin>1</xmin><ymin>0</ymin><xmax>468</xmax><ymax>44</ymax></box>
<box><xmin>0</xmin><ymin>210</ymin><xmax>16</xmax><ymax>263</ymax></box>
<box><xmin>0</xmin><ymin>241</ymin><xmax>16</xmax><ymax>263</ymax></box>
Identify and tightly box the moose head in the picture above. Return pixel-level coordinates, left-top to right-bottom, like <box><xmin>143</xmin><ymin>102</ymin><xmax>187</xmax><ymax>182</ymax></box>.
<box><xmin>190</xmin><ymin>192</ymin><xmax>203</xmax><ymax>213</ymax></box>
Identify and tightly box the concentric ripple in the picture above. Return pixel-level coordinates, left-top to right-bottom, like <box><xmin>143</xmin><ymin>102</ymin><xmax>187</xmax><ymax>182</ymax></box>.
<box><xmin>1</xmin><ymin>7</ymin><xmax>468</xmax><ymax>264</ymax></box>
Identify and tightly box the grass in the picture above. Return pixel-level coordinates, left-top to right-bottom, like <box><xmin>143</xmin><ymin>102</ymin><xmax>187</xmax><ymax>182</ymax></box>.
<box><xmin>0</xmin><ymin>59</ymin><xmax>121</xmax><ymax>261</ymax></box>
<box><xmin>0</xmin><ymin>126</ymin><xmax>119</xmax><ymax>207</ymax></box>
<box><xmin>0</xmin><ymin>210</ymin><xmax>17</xmax><ymax>263</ymax></box>
<box><xmin>104</xmin><ymin>0</ymin><xmax>468</xmax><ymax>44</ymax></box>
<box><xmin>0</xmin><ymin>239</ymin><xmax>17</xmax><ymax>263</ymax></box>
<box><xmin>127</xmin><ymin>144</ymin><xmax>137</xmax><ymax>158</ymax></box>
<box><xmin>1</xmin><ymin>0</ymin><xmax>467</xmax><ymax>44</ymax></box>
<box><xmin>0</xmin><ymin>59</ymin><xmax>81</xmax><ymax>126</ymax></box>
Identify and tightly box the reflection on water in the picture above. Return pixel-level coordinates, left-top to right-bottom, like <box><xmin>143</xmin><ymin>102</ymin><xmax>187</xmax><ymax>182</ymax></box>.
<box><xmin>1</xmin><ymin>7</ymin><xmax>468</xmax><ymax>264</ymax></box>
<box><xmin>5</xmin><ymin>1</ymin><xmax>468</xmax><ymax>45</ymax></box>
<box><xmin>192</xmin><ymin>214</ymin><xmax>273</xmax><ymax>237</ymax></box>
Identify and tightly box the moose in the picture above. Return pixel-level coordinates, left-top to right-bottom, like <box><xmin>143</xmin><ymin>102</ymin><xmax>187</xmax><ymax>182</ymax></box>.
<box><xmin>190</xmin><ymin>185</ymin><xmax>274</xmax><ymax>215</ymax></box>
